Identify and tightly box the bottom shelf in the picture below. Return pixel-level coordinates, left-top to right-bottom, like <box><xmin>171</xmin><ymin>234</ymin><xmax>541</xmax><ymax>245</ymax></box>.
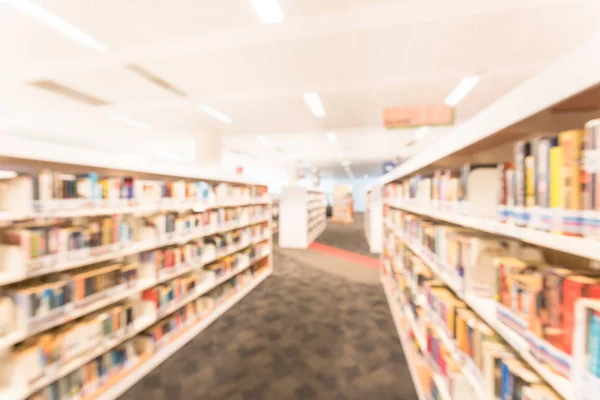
<box><xmin>95</xmin><ymin>268</ymin><xmax>272</xmax><ymax>400</ymax></box>
<box><xmin>381</xmin><ymin>275</ymin><xmax>431</xmax><ymax>400</ymax></box>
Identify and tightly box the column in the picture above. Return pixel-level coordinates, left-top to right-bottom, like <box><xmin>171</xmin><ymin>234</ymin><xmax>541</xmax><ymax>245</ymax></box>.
<box><xmin>195</xmin><ymin>130</ymin><xmax>222</xmax><ymax>167</ymax></box>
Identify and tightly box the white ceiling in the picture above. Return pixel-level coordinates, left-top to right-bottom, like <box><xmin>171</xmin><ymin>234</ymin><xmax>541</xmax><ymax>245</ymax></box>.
<box><xmin>0</xmin><ymin>0</ymin><xmax>599</xmax><ymax>178</ymax></box>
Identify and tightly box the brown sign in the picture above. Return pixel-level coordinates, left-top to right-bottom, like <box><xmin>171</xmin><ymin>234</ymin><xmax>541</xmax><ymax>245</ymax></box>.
<box><xmin>383</xmin><ymin>104</ymin><xmax>454</xmax><ymax>129</ymax></box>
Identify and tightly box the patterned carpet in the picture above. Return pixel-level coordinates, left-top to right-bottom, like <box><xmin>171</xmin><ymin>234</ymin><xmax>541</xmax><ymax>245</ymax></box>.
<box><xmin>316</xmin><ymin>213</ymin><xmax>376</xmax><ymax>257</ymax></box>
<box><xmin>121</xmin><ymin>221</ymin><xmax>416</xmax><ymax>400</ymax></box>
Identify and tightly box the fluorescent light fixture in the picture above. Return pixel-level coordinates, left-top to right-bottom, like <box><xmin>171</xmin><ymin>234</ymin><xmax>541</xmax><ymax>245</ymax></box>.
<box><xmin>249</xmin><ymin>0</ymin><xmax>283</xmax><ymax>24</ymax></box>
<box><xmin>341</xmin><ymin>160</ymin><xmax>350</xmax><ymax>167</ymax></box>
<box><xmin>326</xmin><ymin>132</ymin><xmax>338</xmax><ymax>143</ymax></box>
<box><xmin>0</xmin><ymin>170</ymin><xmax>17</xmax><ymax>179</ymax></box>
<box><xmin>257</xmin><ymin>135</ymin><xmax>274</xmax><ymax>148</ymax></box>
<box><xmin>444</xmin><ymin>74</ymin><xmax>481</xmax><ymax>107</ymax></box>
<box><xmin>3</xmin><ymin>0</ymin><xmax>107</xmax><ymax>52</ymax></box>
<box><xmin>414</xmin><ymin>126</ymin><xmax>430</xmax><ymax>141</ymax></box>
<box><xmin>110</xmin><ymin>114</ymin><xmax>153</xmax><ymax>129</ymax></box>
<box><xmin>303</xmin><ymin>92</ymin><xmax>325</xmax><ymax>118</ymax></box>
<box><xmin>198</xmin><ymin>104</ymin><xmax>233</xmax><ymax>125</ymax></box>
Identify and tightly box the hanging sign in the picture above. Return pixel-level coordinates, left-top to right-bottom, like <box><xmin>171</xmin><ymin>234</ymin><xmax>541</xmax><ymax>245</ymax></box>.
<box><xmin>383</xmin><ymin>103</ymin><xmax>453</xmax><ymax>129</ymax></box>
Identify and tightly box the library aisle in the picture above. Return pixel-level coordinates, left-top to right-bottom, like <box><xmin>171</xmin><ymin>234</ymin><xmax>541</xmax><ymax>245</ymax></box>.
<box><xmin>121</xmin><ymin>218</ymin><xmax>416</xmax><ymax>400</ymax></box>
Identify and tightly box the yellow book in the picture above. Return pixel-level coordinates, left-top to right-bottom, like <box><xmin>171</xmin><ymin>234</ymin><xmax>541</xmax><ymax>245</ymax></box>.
<box><xmin>558</xmin><ymin>129</ymin><xmax>584</xmax><ymax>210</ymax></box>
<box><xmin>549</xmin><ymin>146</ymin><xmax>564</xmax><ymax>208</ymax></box>
<box><xmin>525</xmin><ymin>155</ymin><xmax>535</xmax><ymax>207</ymax></box>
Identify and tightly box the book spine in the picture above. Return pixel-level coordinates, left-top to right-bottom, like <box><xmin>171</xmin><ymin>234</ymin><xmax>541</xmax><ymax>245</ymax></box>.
<box><xmin>550</xmin><ymin>144</ymin><xmax>564</xmax><ymax>209</ymax></box>
<box><xmin>563</xmin><ymin>278</ymin><xmax>587</xmax><ymax>354</ymax></box>
<box><xmin>559</xmin><ymin>129</ymin><xmax>584</xmax><ymax>210</ymax></box>
<box><xmin>589</xmin><ymin>310</ymin><xmax>600</xmax><ymax>377</ymax></box>
<box><xmin>525</xmin><ymin>155</ymin><xmax>535</xmax><ymax>208</ymax></box>
<box><xmin>514</xmin><ymin>141</ymin><xmax>530</xmax><ymax>208</ymax></box>
<box><xmin>536</xmin><ymin>139</ymin><xmax>551</xmax><ymax>208</ymax></box>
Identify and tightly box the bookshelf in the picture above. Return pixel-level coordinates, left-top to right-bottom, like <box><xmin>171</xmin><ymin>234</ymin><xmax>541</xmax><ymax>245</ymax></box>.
<box><xmin>363</xmin><ymin>185</ymin><xmax>383</xmax><ymax>254</ymax></box>
<box><xmin>332</xmin><ymin>185</ymin><xmax>353</xmax><ymax>223</ymax></box>
<box><xmin>271</xmin><ymin>196</ymin><xmax>279</xmax><ymax>235</ymax></box>
<box><xmin>0</xmin><ymin>144</ymin><xmax>273</xmax><ymax>400</ymax></box>
<box><xmin>278</xmin><ymin>186</ymin><xmax>327</xmax><ymax>249</ymax></box>
<box><xmin>378</xmin><ymin>33</ymin><xmax>600</xmax><ymax>400</ymax></box>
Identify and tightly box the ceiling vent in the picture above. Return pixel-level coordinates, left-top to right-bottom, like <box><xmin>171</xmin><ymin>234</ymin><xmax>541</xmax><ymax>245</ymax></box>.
<box><xmin>30</xmin><ymin>80</ymin><xmax>110</xmax><ymax>106</ymax></box>
<box><xmin>127</xmin><ymin>65</ymin><xmax>187</xmax><ymax>97</ymax></box>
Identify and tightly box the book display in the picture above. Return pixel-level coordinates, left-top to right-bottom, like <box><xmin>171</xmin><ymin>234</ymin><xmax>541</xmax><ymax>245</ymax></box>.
<box><xmin>379</xmin><ymin>38</ymin><xmax>600</xmax><ymax>400</ymax></box>
<box><xmin>0</xmin><ymin>151</ymin><xmax>272</xmax><ymax>400</ymax></box>
<box><xmin>278</xmin><ymin>187</ymin><xmax>326</xmax><ymax>249</ymax></box>
<box><xmin>332</xmin><ymin>185</ymin><xmax>353</xmax><ymax>224</ymax></box>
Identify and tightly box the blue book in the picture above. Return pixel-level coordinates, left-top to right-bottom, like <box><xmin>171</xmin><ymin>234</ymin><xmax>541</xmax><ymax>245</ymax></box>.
<box><xmin>589</xmin><ymin>310</ymin><xmax>600</xmax><ymax>378</ymax></box>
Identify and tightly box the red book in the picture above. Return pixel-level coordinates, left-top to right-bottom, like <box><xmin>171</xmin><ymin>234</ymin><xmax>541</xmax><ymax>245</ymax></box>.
<box><xmin>563</xmin><ymin>276</ymin><xmax>600</xmax><ymax>353</ymax></box>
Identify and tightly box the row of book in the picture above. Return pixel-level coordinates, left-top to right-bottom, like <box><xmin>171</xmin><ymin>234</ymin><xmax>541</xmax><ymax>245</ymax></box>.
<box><xmin>0</xmin><ymin>224</ymin><xmax>269</xmax><ymax>339</ymax></box>
<box><xmin>0</xmin><ymin>169</ymin><xmax>269</xmax><ymax>214</ymax></box>
<box><xmin>384</xmin><ymin>118</ymin><xmax>600</xmax><ymax>236</ymax></box>
<box><xmin>25</xmin><ymin>263</ymin><xmax>268</xmax><ymax>400</ymax></box>
<box><xmin>0</xmin><ymin>205</ymin><xmax>269</xmax><ymax>266</ymax></box>
<box><xmin>384</xmin><ymin>236</ymin><xmax>561</xmax><ymax>400</ymax></box>
<box><xmin>386</xmin><ymin>207</ymin><xmax>600</xmax><ymax>363</ymax></box>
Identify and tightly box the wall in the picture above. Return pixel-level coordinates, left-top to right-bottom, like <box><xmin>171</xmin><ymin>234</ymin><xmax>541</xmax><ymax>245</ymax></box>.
<box><xmin>317</xmin><ymin>177</ymin><xmax>379</xmax><ymax>212</ymax></box>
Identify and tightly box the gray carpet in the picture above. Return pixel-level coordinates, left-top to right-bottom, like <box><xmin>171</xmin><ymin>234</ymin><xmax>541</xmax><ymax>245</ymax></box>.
<box><xmin>316</xmin><ymin>213</ymin><xmax>375</xmax><ymax>257</ymax></box>
<box><xmin>120</xmin><ymin>230</ymin><xmax>416</xmax><ymax>400</ymax></box>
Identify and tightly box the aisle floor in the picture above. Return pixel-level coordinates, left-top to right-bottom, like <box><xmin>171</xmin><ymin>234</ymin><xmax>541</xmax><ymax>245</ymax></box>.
<box><xmin>121</xmin><ymin>218</ymin><xmax>417</xmax><ymax>400</ymax></box>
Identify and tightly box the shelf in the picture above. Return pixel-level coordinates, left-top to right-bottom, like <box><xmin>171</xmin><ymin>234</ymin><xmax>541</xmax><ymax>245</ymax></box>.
<box><xmin>385</xmin><ymin>219</ymin><xmax>575</xmax><ymax>400</ymax></box>
<box><xmin>0</xmin><ymin>198</ymin><xmax>271</xmax><ymax>223</ymax></box>
<box><xmin>381</xmin><ymin>276</ymin><xmax>430</xmax><ymax>400</ymax></box>
<box><xmin>94</xmin><ymin>268</ymin><xmax>271</xmax><ymax>400</ymax></box>
<box><xmin>0</xmin><ymin>234</ymin><xmax>270</xmax><ymax>352</ymax></box>
<box><xmin>385</xmin><ymin>200</ymin><xmax>600</xmax><ymax>263</ymax></box>
<box><xmin>3</xmin><ymin>253</ymin><xmax>271</xmax><ymax>400</ymax></box>
<box><xmin>0</xmin><ymin>216</ymin><xmax>270</xmax><ymax>286</ymax></box>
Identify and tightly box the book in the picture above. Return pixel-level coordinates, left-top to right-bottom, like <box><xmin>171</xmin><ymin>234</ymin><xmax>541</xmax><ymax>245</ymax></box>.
<box><xmin>515</xmin><ymin>141</ymin><xmax>531</xmax><ymax>208</ymax></box>
<box><xmin>588</xmin><ymin>308</ymin><xmax>600</xmax><ymax>378</ymax></box>
<box><xmin>549</xmin><ymin>145</ymin><xmax>564</xmax><ymax>209</ymax></box>
<box><xmin>559</xmin><ymin>129</ymin><xmax>584</xmax><ymax>210</ymax></box>
<box><xmin>536</xmin><ymin>137</ymin><xmax>557</xmax><ymax>208</ymax></box>
<box><xmin>563</xmin><ymin>275</ymin><xmax>600</xmax><ymax>353</ymax></box>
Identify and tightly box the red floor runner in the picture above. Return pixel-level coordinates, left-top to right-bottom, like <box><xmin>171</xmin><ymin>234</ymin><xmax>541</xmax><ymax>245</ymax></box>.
<box><xmin>308</xmin><ymin>242</ymin><xmax>381</xmax><ymax>270</ymax></box>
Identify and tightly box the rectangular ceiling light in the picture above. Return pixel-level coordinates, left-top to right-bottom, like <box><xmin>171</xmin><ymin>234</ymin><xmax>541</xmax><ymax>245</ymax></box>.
<box><xmin>110</xmin><ymin>114</ymin><xmax>153</xmax><ymax>129</ymax></box>
<box><xmin>3</xmin><ymin>0</ymin><xmax>107</xmax><ymax>52</ymax></box>
<box><xmin>127</xmin><ymin>65</ymin><xmax>187</xmax><ymax>97</ymax></box>
<box><xmin>413</xmin><ymin>126</ymin><xmax>430</xmax><ymax>141</ymax></box>
<box><xmin>250</xmin><ymin>0</ymin><xmax>283</xmax><ymax>24</ymax></box>
<box><xmin>30</xmin><ymin>80</ymin><xmax>110</xmax><ymax>106</ymax></box>
<box><xmin>444</xmin><ymin>75</ymin><xmax>481</xmax><ymax>107</ymax></box>
<box><xmin>303</xmin><ymin>92</ymin><xmax>325</xmax><ymax>118</ymax></box>
<box><xmin>326</xmin><ymin>132</ymin><xmax>338</xmax><ymax>143</ymax></box>
<box><xmin>198</xmin><ymin>104</ymin><xmax>233</xmax><ymax>125</ymax></box>
<box><xmin>257</xmin><ymin>136</ymin><xmax>274</xmax><ymax>148</ymax></box>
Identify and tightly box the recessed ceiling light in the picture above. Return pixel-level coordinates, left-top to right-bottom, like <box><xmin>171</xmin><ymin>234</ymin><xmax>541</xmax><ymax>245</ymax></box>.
<box><xmin>0</xmin><ymin>170</ymin><xmax>17</xmax><ymax>179</ymax></box>
<box><xmin>257</xmin><ymin>136</ymin><xmax>274</xmax><ymax>148</ymax></box>
<box><xmin>250</xmin><ymin>0</ymin><xmax>283</xmax><ymax>24</ymax></box>
<box><xmin>414</xmin><ymin>126</ymin><xmax>430</xmax><ymax>141</ymax></box>
<box><xmin>444</xmin><ymin>75</ymin><xmax>481</xmax><ymax>107</ymax></box>
<box><xmin>326</xmin><ymin>132</ymin><xmax>338</xmax><ymax>143</ymax></box>
<box><xmin>303</xmin><ymin>92</ymin><xmax>325</xmax><ymax>118</ymax></box>
<box><xmin>198</xmin><ymin>104</ymin><xmax>233</xmax><ymax>125</ymax></box>
<box><xmin>341</xmin><ymin>160</ymin><xmax>350</xmax><ymax>167</ymax></box>
<box><xmin>4</xmin><ymin>0</ymin><xmax>107</xmax><ymax>52</ymax></box>
<box><xmin>110</xmin><ymin>114</ymin><xmax>153</xmax><ymax>129</ymax></box>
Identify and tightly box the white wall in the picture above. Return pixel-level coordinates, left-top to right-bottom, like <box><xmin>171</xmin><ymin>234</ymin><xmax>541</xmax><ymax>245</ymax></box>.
<box><xmin>317</xmin><ymin>177</ymin><xmax>379</xmax><ymax>212</ymax></box>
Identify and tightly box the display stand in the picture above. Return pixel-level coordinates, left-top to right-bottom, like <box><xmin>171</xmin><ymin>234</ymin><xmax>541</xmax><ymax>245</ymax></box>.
<box><xmin>278</xmin><ymin>186</ymin><xmax>326</xmax><ymax>249</ymax></box>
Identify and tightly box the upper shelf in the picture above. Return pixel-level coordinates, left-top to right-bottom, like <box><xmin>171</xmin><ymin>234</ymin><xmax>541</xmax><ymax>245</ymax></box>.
<box><xmin>381</xmin><ymin>31</ymin><xmax>600</xmax><ymax>185</ymax></box>
<box><xmin>0</xmin><ymin>134</ymin><xmax>267</xmax><ymax>186</ymax></box>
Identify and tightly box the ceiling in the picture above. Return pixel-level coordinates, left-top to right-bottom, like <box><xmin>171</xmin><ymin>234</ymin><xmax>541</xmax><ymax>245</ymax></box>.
<box><xmin>0</xmin><ymin>0</ymin><xmax>599</xmax><ymax>178</ymax></box>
